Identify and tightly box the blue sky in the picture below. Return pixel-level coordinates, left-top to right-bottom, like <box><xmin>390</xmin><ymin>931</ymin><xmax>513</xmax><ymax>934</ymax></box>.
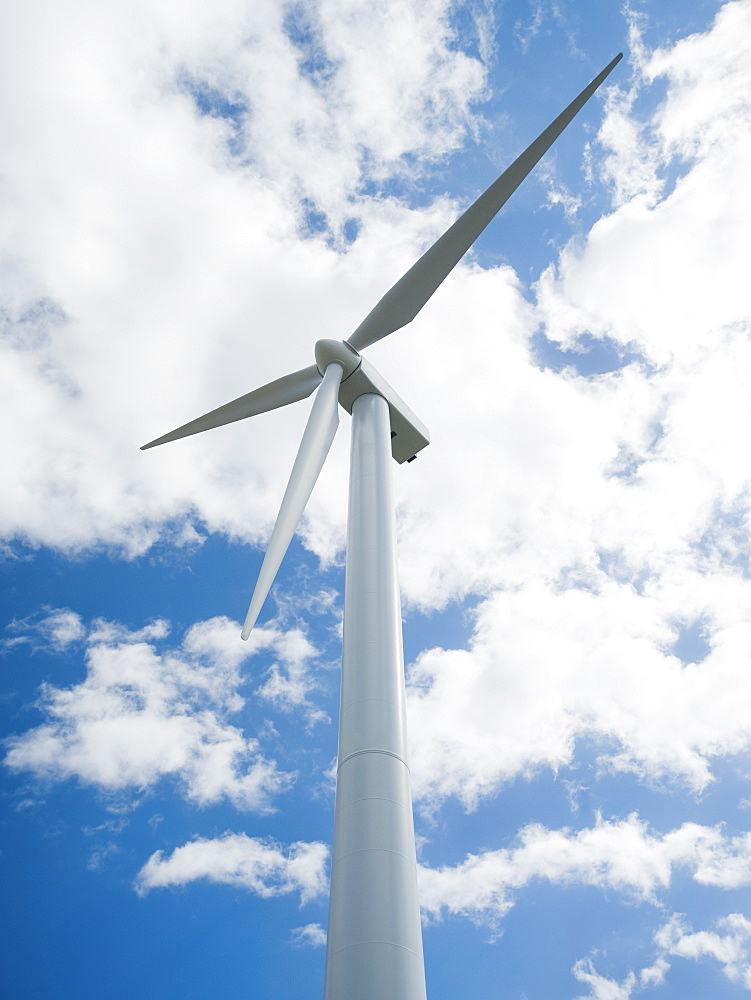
<box><xmin>3</xmin><ymin>1</ymin><xmax>751</xmax><ymax>998</ymax></box>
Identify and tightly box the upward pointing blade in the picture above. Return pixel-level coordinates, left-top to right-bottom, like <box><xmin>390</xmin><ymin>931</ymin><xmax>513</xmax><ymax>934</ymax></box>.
<box><xmin>241</xmin><ymin>362</ymin><xmax>344</xmax><ymax>640</ymax></box>
<box><xmin>141</xmin><ymin>365</ymin><xmax>323</xmax><ymax>450</ymax></box>
<box><xmin>347</xmin><ymin>52</ymin><xmax>623</xmax><ymax>353</ymax></box>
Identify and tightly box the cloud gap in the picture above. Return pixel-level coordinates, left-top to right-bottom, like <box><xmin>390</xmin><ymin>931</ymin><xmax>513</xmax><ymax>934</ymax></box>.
<box><xmin>531</xmin><ymin>329</ymin><xmax>646</xmax><ymax>375</ymax></box>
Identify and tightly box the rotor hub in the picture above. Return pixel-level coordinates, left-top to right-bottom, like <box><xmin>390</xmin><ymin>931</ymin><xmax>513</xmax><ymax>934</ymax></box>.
<box><xmin>314</xmin><ymin>339</ymin><xmax>361</xmax><ymax>380</ymax></box>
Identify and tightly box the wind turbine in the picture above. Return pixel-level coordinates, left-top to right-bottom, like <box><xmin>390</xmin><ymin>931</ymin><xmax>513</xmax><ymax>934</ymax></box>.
<box><xmin>142</xmin><ymin>53</ymin><xmax>622</xmax><ymax>1000</ymax></box>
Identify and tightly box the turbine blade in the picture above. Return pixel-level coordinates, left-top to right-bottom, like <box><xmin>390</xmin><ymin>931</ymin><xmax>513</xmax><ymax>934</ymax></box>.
<box><xmin>241</xmin><ymin>362</ymin><xmax>344</xmax><ymax>639</ymax></box>
<box><xmin>140</xmin><ymin>364</ymin><xmax>323</xmax><ymax>450</ymax></box>
<box><xmin>347</xmin><ymin>52</ymin><xmax>623</xmax><ymax>352</ymax></box>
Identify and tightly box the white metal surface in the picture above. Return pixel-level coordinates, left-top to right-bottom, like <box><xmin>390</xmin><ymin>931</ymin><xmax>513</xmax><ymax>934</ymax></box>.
<box><xmin>315</xmin><ymin>338</ymin><xmax>362</xmax><ymax>380</ymax></box>
<box><xmin>241</xmin><ymin>362</ymin><xmax>344</xmax><ymax>639</ymax></box>
<box><xmin>312</xmin><ymin>340</ymin><xmax>430</xmax><ymax>464</ymax></box>
<box><xmin>324</xmin><ymin>392</ymin><xmax>427</xmax><ymax>1000</ymax></box>
<box><xmin>139</xmin><ymin>57</ymin><xmax>625</xmax><ymax>1000</ymax></box>
<box><xmin>140</xmin><ymin>364</ymin><xmax>322</xmax><ymax>450</ymax></box>
<box><xmin>337</xmin><ymin>356</ymin><xmax>429</xmax><ymax>465</ymax></box>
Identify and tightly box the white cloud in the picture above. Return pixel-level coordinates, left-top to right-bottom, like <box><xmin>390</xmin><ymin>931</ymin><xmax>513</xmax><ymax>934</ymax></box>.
<box><xmin>3</xmin><ymin>612</ymin><xmax>323</xmax><ymax>811</ymax></box>
<box><xmin>513</xmin><ymin>2</ymin><xmax>578</xmax><ymax>57</ymax></box>
<box><xmin>0</xmin><ymin>0</ymin><xmax>488</xmax><ymax>558</ymax></box>
<box><xmin>87</xmin><ymin>842</ymin><xmax>120</xmax><ymax>872</ymax></box>
<box><xmin>3</xmin><ymin>0</ymin><xmax>751</xmax><ymax>855</ymax></box>
<box><xmin>390</xmin><ymin>4</ymin><xmax>751</xmax><ymax>808</ymax></box>
<box><xmin>3</xmin><ymin>608</ymin><xmax>86</xmax><ymax>652</ymax></box>
<box><xmin>572</xmin><ymin>955</ymin><xmax>669</xmax><ymax>1000</ymax></box>
<box><xmin>407</xmin><ymin>576</ymin><xmax>751</xmax><ymax>807</ymax></box>
<box><xmin>291</xmin><ymin>922</ymin><xmax>327</xmax><ymax>947</ymax></box>
<box><xmin>5</xmin><ymin>0</ymin><xmax>748</xmax><ymax>623</ymax></box>
<box><xmin>135</xmin><ymin>831</ymin><xmax>329</xmax><ymax>905</ymax></box>
<box><xmin>569</xmin><ymin>909</ymin><xmax>751</xmax><ymax>999</ymax></box>
<box><xmin>4</xmin><ymin>7</ymin><xmax>751</xmax><ymax>996</ymax></box>
<box><xmin>572</xmin><ymin>958</ymin><xmax>638</xmax><ymax>1000</ymax></box>
<box><xmin>655</xmin><ymin>912</ymin><xmax>751</xmax><ymax>990</ymax></box>
<box><xmin>419</xmin><ymin>815</ymin><xmax>751</xmax><ymax>932</ymax></box>
<box><xmin>254</xmin><ymin>625</ymin><xmax>330</xmax><ymax>724</ymax></box>
<box><xmin>637</xmin><ymin>959</ymin><xmax>670</xmax><ymax>989</ymax></box>
<box><xmin>538</xmin><ymin>1</ymin><xmax>751</xmax><ymax>362</ymax></box>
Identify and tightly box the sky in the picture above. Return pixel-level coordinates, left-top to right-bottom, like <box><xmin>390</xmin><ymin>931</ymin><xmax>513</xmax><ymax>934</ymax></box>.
<box><xmin>2</xmin><ymin>0</ymin><xmax>751</xmax><ymax>998</ymax></box>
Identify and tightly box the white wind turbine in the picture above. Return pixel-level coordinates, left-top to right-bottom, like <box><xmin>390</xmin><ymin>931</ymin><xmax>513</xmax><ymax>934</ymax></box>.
<box><xmin>143</xmin><ymin>53</ymin><xmax>622</xmax><ymax>1000</ymax></box>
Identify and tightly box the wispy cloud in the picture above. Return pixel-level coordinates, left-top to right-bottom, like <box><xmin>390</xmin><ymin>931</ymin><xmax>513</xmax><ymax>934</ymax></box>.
<box><xmin>4</xmin><ymin>608</ymin><xmax>86</xmax><ymax>652</ymax></box>
<box><xmin>290</xmin><ymin>922</ymin><xmax>327</xmax><ymax>947</ymax></box>
<box><xmin>655</xmin><ymin>912</ymin><xmax>751</xmax><ymax>989</ymax></box>
<box><xmin>572</xmin><ymin>954</ymin><xmax>668</xmax><ymax>999</ymax></box>
<box><xmin>571</xmin><ymin>909</ymin><xmax>751</xmax><ymax>997</ymax></box>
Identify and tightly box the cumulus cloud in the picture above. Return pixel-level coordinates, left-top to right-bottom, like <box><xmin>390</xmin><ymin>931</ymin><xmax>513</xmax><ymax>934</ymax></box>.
<box><xmin>419</xmin><ymin>814</ymin><xmax>751</xmax><ymax>932</ymax></box>
<box><xmin>386</xmin><ymin>2</ymin><xmax>751</xmax><ymax>809</ymax></box>
<box><xmin>0</xmin><ymin>0</ymin><xmax>488</xmax><ymax>558</ymax></box>
<box><xmin>5</xmin><ymin>8</ymin><xmax>751</xmax><ymax>996</ymax></box>
<box><xmin>3</xmin><ymin>0</ymin><xmax>751</xmax><ymax>849</ymax></box>
<box><xmin>254</xmin><ymin>625</ymin><xmax>329</xmax><ymax>724</ymax></box>
<box><xmin>135</xmin><ymin>831</ymin><xmax>328</xmax><ymax>905</ymax></box>
<box><xmin>372</xmin><ymin>3</ymin><xmax>751</xmax><ymax>650</ymax></box>
<box><xmin>655</xmin><ymin>912</ymin><xmax>751</xmax><ymax>989</ymax></box>
<box><xmin>5</xmin><ymin>0</ymin><xmax>749</xmax><ymax>619</ymax></box>
<box><xmin>538</xmin><ymin>1</ymin><xmax>751</xmax><ymax>361</ymax></box>
<box><xmin>407</xmin><ymin>575</ymin><xmax>751</xmax><ymax>807</ymax></box>
<box><xmin>3</xmin><ymin>612</ymin><xmax>323</xmax><ymax>811</ymax></box>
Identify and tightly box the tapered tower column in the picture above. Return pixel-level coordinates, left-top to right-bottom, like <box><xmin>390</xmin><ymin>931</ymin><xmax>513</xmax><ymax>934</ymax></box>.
<box><xmin>324</xmin><ymin>392</ymin><xmax>427</xmax><ymax>1000</ymax></box>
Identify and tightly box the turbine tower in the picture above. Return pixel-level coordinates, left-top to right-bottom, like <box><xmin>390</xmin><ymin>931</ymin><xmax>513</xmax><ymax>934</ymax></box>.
<box><xmin>142</xmin><ymin>53</ymin><xmax>622</xmax><ymax>1000</ymax></box>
